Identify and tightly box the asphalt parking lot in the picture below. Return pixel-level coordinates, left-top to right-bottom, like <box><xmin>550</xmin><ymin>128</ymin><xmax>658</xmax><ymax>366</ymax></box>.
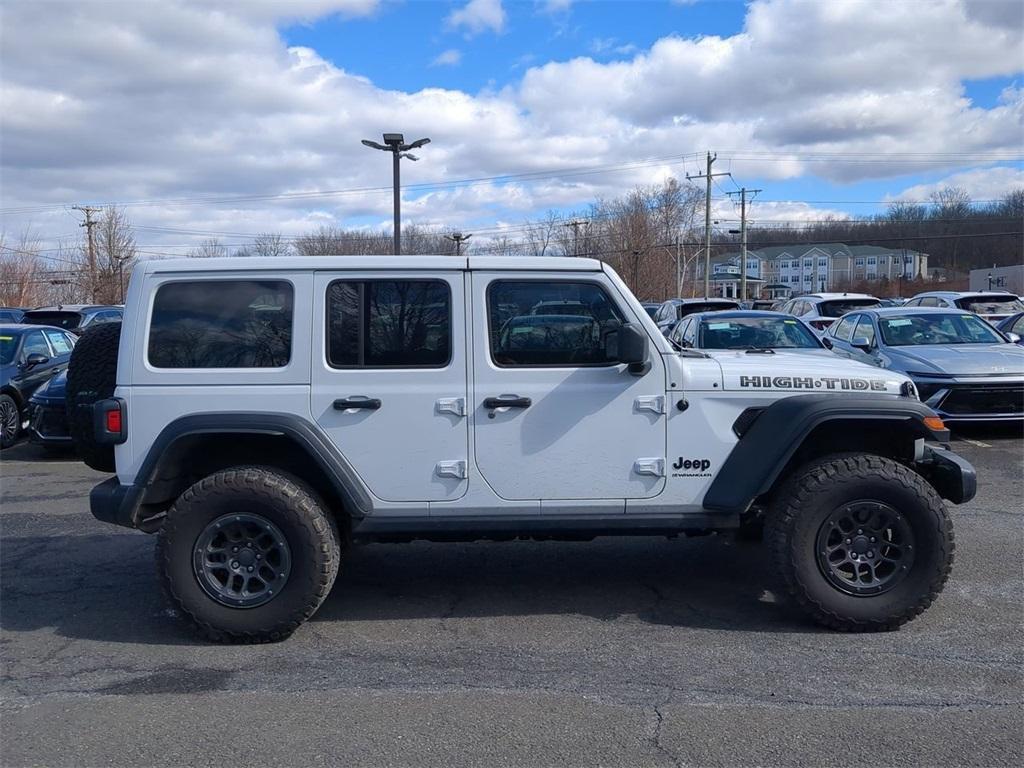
<box><xmin>1</xmin><ymin>428</ymin><xmax>1022</xmax><ymax>767</ymax></box>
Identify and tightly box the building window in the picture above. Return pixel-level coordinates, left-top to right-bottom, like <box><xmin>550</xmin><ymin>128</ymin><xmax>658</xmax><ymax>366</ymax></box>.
<box><xmin>867</xmin><ymin>257</ymin><xmax>877</xmax><ymax>265</ymax></box>
<box><xmin>855</xmin><ymin>258</ymin><xmax>865</xmax><ymax>267</ymax></box>
<box><xmin>818</xmin><ymin>258</ymin><xmax>828</xmax><ymax>267</ymax></box>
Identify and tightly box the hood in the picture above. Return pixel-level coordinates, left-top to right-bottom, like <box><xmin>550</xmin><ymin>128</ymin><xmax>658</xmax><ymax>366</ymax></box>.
<box><xmin>885</xmin><ymin>343</ymin><xmax>1024</xmax><ymax>375</ymax></box>
<box><xmin>30</xmin><ymin>369</ymin><xmax>67</xmax><ymax>402</ymax></box>
<box><xmin>714</xmin><ymin>350</ymin><xmax>910</xmax><ymax>394</ymax></box>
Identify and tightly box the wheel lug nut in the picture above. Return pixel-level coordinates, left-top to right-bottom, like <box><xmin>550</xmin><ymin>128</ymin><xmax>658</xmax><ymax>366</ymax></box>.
<box><xmin>857</xmin><ymin>529</ymin><xmax>863</xmax><ymax>534</ymax></box>
<box><xmin>870</xmin><ymin>537</ymin><xmax>876</xmax><ymax>542</ymax></box>
<box><xmin>845</xmin><ymin>538</ymin><xmax>851</xmax><ymax>544</ymax></box>
<box><xmin>232</xmin><ymin>547</ymin><xmax>238</xmax><ymax>553</ymax></box>
<box><xmin>867</xmin><ymin>551</ymin><xmax>874</xmax><ymax>558</ymax></box>
<box><xmin>247</xmin><ymin>566</ymin><xmax>253</xmax><ymax>572</ymax></box>
<box><xmin>231</xmin><ymin>561</ymin><xmax>239</xmax><ymax>568</ymax></box>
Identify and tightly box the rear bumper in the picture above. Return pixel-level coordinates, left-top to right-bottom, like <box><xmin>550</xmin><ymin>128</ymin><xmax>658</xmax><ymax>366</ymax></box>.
<box><xmin>918</xmin><ymin>442</ymin><xmax>977</xmax><ymax>504</ymax></box>
<box><xmin>90</xmin><ymin>476</ymin><xmax>145</xmax><ymax>529</ymax></box>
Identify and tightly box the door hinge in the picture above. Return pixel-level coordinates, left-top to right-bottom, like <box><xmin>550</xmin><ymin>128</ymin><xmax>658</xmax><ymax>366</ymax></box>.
<box><xmin>633</xmin><ymin>458</ymin><xmax>665</xmax><ymax>477</ymax></box>
<box><xmin>436</xmin><ymin>397</ymin><xmax>466</xmax><ymax>417</ymax></box>
<box><xmin>435</xmin><ymin>460</ymin><xmax>467</xmax><ymax>480</ymax></box>
<box><xmin>634</xmin><ymin>395</ymin><xmax>665</xmax><ymax>414</ymax></box>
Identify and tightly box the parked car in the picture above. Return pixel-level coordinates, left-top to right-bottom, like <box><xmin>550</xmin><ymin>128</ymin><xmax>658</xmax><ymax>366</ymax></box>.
<box><xmin>652</xmin><ymin>298</ymin><xmax>740</xmax><ymax>335</ymax></box>
<box><xmin>904</xmin><ymin>291</ymin><xmax>1023</xmax><ymax>323</ymax></box>
<box><xmin>640</xmin><ymin>302</ymin><xmax>660</xmax><ymax>320</ymax></box>
<box><xmin>21</xmin><ymin>305</ymin><xmax>123</xmax><ymax>335</ymax></box>
<box><xmin>826</xmin><ymin>307</ymin><xmax>1024</xmax><ymax>422</ymax></box>
<box><xmin>667</xmin><ymin>310</ymin><xmax>829</xmax><ymax>356</ymax></box>
<box><xmin>995</xmin><ymin>312</ymin><xmax>1024</xmax><ymax>344</ymax></box>
<box><xmin>76</xmin><ymin>254</ymin><xmax>971</xmax><ymax>641</ymax></box>
<box><xmin>0</xmin><ymin>324</ymin><xmax>77</xmax><ymax>447</ymax></box>
<box><xmin>778</xmin><ymin>293</ymin><xmax>881</xmax><ymax>333</ymax></box>
<box><xmin>0</xmin><ymin>307</ymin><xmax>26</xmax><ymax>323</ymax></box>
<box><xmin>28</xmin><ymin>368</ymin><xmax>72</xmax><ymax>453</ymax></box>
<box><xmin>749</xmin><ymin>299</ymin><xmax>776</xmax><ymax>311</ymax></box>
<box><xmin>877</xmin><ymin>298</ymin><xmax>905</xmax><ymax>307</ymax></box>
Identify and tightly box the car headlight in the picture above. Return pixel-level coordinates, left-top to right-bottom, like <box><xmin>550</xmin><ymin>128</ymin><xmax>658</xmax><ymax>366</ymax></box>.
<box><xmin>900</xmin><ymin>381</ymin><xmax>919</xmax><ymax>400</ymax></box>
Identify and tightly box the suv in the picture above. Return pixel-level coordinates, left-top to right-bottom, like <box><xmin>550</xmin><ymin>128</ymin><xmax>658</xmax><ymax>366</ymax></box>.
<box><xmin>74</xmin><ymin>256</ymin><xmax>972</xmax><ymax>642</ymax></box>
<box><xmin>904</xmin><ymin>291</ymin><xmax>1023</xmax><ymax>323</ymax></box>
<box><xmin>652</xmin><ymin>298</ymin><xmax>740</xmax><ymax>335</ymax></box>
<box><xmin>22</xmin><ymin>305</ymin><xmax>123</xmax><ymax>335</ymax></box>
<box><xmin>779</xmin><ymin>293</ymin><xmax>881</xmax><ymax>333</ymax></box>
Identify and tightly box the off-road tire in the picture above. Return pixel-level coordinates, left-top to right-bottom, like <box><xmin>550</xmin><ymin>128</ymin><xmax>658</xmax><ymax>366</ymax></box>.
<box><xmin>157</xmin><ymin>466</ymin><xmax>342</xmax><ymax>643</ymax></box>
<box><xmin>67</xmin><ymin>322</ymin><xmax>121</xmax><ymax>471</ymax></box>
<box><xmin>766</xmin><ymin>453</ymin><xmax>953</xmax><ymax>632</ymax></box>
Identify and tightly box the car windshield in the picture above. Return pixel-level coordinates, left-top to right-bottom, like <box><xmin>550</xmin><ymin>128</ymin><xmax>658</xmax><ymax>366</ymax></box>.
<box><xmin>699</xmin><ymin>317</ymin><xmax>821</xmax><ymax>349</ymax></box>
<box><xmin>956</xmin><ymin>296</ymin><xmax>1023</xmax><ymax>314</ymax></box>
<box><xmin>818</xmin><ymin>298</ymin><xmax>880</xmax><ymax>317</ymax></box>
<box><xmin>0</xmin><ymin>332</ymin><xmax>21</xmax><ymax>364</ymax></box>
<box><xmin>22</xmin><ymin>311</ymin><xmax>83</xmax><ymax>329</ymax></box>
<box><xmin>879</xmin><ymin>313</ymin><xmax>1005</xmax><ymax>346</ymax></box>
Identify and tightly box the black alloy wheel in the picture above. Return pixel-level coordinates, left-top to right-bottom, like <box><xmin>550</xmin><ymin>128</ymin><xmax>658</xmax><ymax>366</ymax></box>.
<box><xmin>815</xmin><ymin>501</ymin><xmax>915</xmax><ymax>596</ymax></box>
<box><xmin>192</xmin><ymin>513</ymin><xmax>292</xmax><ymax>608</ymax></box>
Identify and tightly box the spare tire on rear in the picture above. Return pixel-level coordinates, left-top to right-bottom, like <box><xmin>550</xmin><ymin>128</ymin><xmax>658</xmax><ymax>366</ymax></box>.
<box><xmin>67</xmin><ymin>321</ymin><xmax>121</xmax><ymax>472</ymax></box>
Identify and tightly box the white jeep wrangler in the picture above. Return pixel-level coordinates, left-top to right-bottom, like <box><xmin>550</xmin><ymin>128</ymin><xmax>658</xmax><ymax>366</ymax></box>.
<box><xmin>69</xmin><ymin>255</ymin><xmax>974</xmax><ymax>642</ymax></box>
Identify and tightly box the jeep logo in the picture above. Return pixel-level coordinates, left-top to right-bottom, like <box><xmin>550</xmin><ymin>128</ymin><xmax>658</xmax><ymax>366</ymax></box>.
<box><xmin>673</xmin><ymin>458</ymin><xmax>711</xmax><ymax>472</ymax></box>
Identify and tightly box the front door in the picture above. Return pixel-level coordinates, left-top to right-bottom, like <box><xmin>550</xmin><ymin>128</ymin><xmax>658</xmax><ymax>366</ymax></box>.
<box><xmin>470</xmin><ymin>272</ymin><xmax>667</xmax><ymax>502</ymax></box>
<box><xmin>311</xmin><ymin>271</ymin><xmax>469</xmax><ymax>503</ymax></box>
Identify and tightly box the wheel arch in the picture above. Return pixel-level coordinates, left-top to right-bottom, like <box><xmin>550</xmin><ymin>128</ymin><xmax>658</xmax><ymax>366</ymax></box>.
<box><xmin>703</xmin><ymin>395</ymin><xmax>947</xmax><ymax>514</ymax></box>
<box><xmin>129</xmin><ymin>413</ymin><xmax>373</xmax><ymax>529</ymax></box>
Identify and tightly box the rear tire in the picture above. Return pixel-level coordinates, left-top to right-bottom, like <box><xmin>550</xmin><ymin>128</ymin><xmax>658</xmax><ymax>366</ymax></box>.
<box><xmin>0</xmin><ymin>393</ymin><xmax>20</xmax><ymax>448</ymax></box>
<box><xmin>766</xmin><ymin>453</ymin><xmax>953</xmax><ymax>632</ymax></box>
<box><xmin>67</xmin><ymin>322</ymin><xmax>121</xmax><ymax>472</ymax></box>
<box><xmin>157</xmin><ymin>466</ymin><xmax>342</xmax><ymax>643</ymax></box>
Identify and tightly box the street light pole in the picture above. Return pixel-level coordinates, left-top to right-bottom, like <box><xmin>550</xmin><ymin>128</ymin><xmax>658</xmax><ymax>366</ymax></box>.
<box><xmin>446</xmin><ymin>231</ymin><xmax>472</xmax><ymax>256</ymax></box>
<box><xmin>361</xmin><ymin>133</ymin><xmax>431</xmax><ymax>255</ymax></box>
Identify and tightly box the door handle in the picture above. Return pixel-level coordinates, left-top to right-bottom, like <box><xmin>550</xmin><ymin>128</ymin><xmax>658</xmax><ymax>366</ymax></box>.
<box><xmin>483</xmin><ymin>396</ymin><xmax>531</xmax><ymax>409</ymax></box>
<box><xmin>333</xmin><ymin>397</ymin><xmax>381</xmax><ymax>411</ymax></box>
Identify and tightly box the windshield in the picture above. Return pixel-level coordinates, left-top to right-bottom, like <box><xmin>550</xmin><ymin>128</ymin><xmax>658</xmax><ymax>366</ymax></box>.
<box><xmin>956</xmin><ymin>296</ymin><xmax>1023</xmax><ymax>315</ymax></box>
<box><xmin>699</xmin><ymin>317</ymin><xmax>821</xmax><ymax>349</ymax></box>
<box><xmin>879</xmin><ymin>313</ymin><xmax>1005</xmax><ymax>346</ymax></box>
<box><xmin>23</xmin><ymin>311</ymin><xmax>83</xmax><ymax>330</ymax></box>
<box><xmin>819</xmin><ymin>298</ymin><xmax>881</xmax><ymax>317</ymax></box>
<box><xmin>679</xmin><ymin>302</ymin><xmax>739</xmax><ymax>318</ymax></box>
<box><xmin>0</xmin><ymin>332</ymin><xmax>21</xmax><ymax>365</ymax></box>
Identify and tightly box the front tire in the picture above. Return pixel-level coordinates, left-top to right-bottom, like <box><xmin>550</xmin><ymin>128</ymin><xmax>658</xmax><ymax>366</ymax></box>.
<box><xmin>157</xmin><ymin>466</ymin><xmax>342</xmax><ymax>643</ymax></box>
<box><xmin>766</xmin><ymin>453</ymin><xmax>953</xmax><ymax>632</ymax></box>
<box><xmin>0</xmin><ymin>393</ymin><xmax>20</xmax><ymax>448</ymax></box>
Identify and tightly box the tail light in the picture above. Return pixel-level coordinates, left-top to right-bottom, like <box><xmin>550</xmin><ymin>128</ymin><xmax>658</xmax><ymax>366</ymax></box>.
<box><xmin>93</xmin><ymin>398</ymin><xmax>127</xmax><ymax>445</ymax></box>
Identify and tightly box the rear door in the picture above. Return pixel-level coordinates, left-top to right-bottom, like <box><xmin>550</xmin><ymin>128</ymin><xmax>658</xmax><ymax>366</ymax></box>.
<box><xmin>470</xmin><ymin>272</ymin><xmax>667</xmax><ymax>504</ymax></box>
<box><xmin>311</xmin><ymin>271</ymin><xmax>469</xmax><ymax>503</ymax></box>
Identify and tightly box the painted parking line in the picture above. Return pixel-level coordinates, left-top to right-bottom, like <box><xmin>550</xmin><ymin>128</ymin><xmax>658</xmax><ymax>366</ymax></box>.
<box><xmin>958</xmin><ymin>437</ymin><xmax>992</xmax><ymax>448</ymax></box>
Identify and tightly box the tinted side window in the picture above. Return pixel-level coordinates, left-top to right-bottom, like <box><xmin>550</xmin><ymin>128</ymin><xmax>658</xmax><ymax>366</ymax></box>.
<box><xmin>327</xmin><ymin>280</ymin><xmax>451</xmax><ymax>368</ymax></box>
<box><xmin>22</xmin><ymin>330</ymin><xmax>50</xmax><ymax>358</ymax></box>
<box><xmin>149</xmin><ymin>280</ymin><xmax>293</xmax><ymax>368</ymax></box>
<box><xmin>488</xmin><ymin>281</ymin><xmax>624</xmax><ymax>367</ymax></box>
<box><xmin>832</xmin><ymin>315</ymin><xmax>857</xmax><ymax>341</ymax></box>
<box><xmin>854</xmin><ymin>316</ymin><xmax>876</xmax><ymax>346</ymax></box>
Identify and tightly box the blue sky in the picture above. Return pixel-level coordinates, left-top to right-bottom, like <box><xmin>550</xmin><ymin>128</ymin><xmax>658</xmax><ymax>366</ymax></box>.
<box><xmin>2</xmin><ymin>0</ymin><xmax>1022</xmax><ymax>253</ymax></box>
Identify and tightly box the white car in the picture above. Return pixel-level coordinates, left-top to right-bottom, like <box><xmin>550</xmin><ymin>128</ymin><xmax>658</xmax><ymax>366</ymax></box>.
<box><xmin>69</xmin><ymin>255</ymin><xmax>972</xmax><ymax>641</ymax></box>
<box><xmin>904</xmin><ymin>291</ymin><xmax>1023</xmax><ymax>324</ymax></box>
<box><xmin>778</xmin><ymin>293</ymin><xmax>881</xmax><ymax>333</ymax></box>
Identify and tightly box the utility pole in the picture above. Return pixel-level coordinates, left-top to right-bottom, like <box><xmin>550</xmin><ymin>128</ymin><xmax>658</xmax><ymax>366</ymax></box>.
<box><xmin>72</xmin><ymin>205</ymin><xmax>100</xmax><ymax>301</ymax></box>
<box><xmin>361</xmin><ymin>133</ymin><xmax>431</xmax><ymax>255</ymax></box>
<box><xmin>726</xmin><ymin>187</ymin><xmax>762</xmax><ymax>301</ymax></box>
<box><xmin>563</xmin><ymin>219</ymin><xmax>587</xmax><ymax>257</ymax></box>
<box><xmin>675</xmin><ymin>232</ymin><xmax>682</xmax><ymax>297</ymax></box>
<box><xmin>686</xmin><ymin>152</ymin><xmax>730</xmax><ymax>296</ymax></box>
<box><xmin>446</xmin><ymin>231</ymin><xmax>472</xmax><ymax>256</ymax></box>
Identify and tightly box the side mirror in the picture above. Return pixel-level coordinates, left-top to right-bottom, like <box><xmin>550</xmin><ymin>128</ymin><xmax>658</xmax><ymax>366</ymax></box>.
<box><xmin>23</xmin><ymin>352</ymin><xmax>49</xmax><ymax>369</ymax></box>
<box><xmin>821</xmin><ymin>336</ymin><xmax>834</xmax><ymax>349</ymax></box>
<box><xmin>851</xmin><ymin>337</ymin><xmax>873</xmax><ymax>352</ymax></box>
<box><xmin>1007</xmin><ymin>332</ymin><xmax>1021</xmax><ymax>344</ymax></box>
<box><xmin>605</xmin><ymin>324</ymin><xmax>649</xmax><ymax>374</ymax></box>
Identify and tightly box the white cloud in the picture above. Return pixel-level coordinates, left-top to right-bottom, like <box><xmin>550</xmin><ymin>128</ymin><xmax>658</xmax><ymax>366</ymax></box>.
<box><xmin>541</xmin><ymin>0</ymin><xmax>574</xmax><ymax>12</ymax></box>
<box><xmin>1</xmin><ymin>0</ymin><xmax>1022</xmax><ymax>254</ymax></box>
<box><xmin>891</xmin><ymin>167</ymin><xmax>1024</xmax><ymax>203</ymax></box>
<box><xmin>431</xmin><ymin>49</ymin><xmax>462</xmax><ymax>67</ymax></box>
<box><xmin>446</xmin><ymin>0</ymin><xmax>506</xmax><ymax>36</ymax></box>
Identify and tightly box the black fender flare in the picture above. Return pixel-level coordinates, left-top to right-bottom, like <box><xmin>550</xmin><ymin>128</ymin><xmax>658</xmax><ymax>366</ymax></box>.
<box><xmin>93</xmin><ymin>412</ymin><xmax>373</xmax><ymax>529</ymax></box>
<box><xmin>702</xmin><ymin>394</ymin><xmax>949</xmax><ymax>514</ymax></box>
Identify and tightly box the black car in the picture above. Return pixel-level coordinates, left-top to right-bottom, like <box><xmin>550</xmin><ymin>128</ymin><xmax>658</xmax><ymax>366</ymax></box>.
<box><xmin>651</xmin><ymin>298</ymin><xmax>741</xmax><ymax>335</ymax></box>
<box><xmin>21</xmin><ymin>305</ymin><xmax>122</xmax><ymax>335</ymax></box>
<box><xmin>29</xmin><ymin>368</ymin><xmax>72</xmax><ymax>452</ymax></box>
<box><xmin>0</xmin><ymin>324</ymin><xmax>77</xmax><ymax>447</ymax></box>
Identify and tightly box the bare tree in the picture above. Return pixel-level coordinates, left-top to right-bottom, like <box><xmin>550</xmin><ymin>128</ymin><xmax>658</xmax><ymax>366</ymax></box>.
<box><xmin>189</xmin><ymin>238</ymin><xmax>228</xmax><ymax>259</ymax></box>
<box><xmin>0</xmin><ymin>231</ymin><xmax>43</xmax><ymax>306</ymax></box>
<box><xmin>92</xmin><ymin>206</ymin><xmax>137</xmax><ymax>304</ymax></box>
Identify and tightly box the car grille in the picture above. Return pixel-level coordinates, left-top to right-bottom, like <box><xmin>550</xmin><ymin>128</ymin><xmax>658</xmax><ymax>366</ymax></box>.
<box><xmin>938</xmin><ymin>385</ymin><xmax>1024</xmax><ymax>416</ymax></box>
<box><xmin>31</xmin><ymin>405</ymin><xmax>69</xmax><ymax>438</ymax></box>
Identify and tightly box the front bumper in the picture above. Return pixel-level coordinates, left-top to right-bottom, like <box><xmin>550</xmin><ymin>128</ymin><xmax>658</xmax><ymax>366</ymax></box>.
<box><xmin>914</xmin><ymin>377</ymin><xmax>1024</xmax><ymax>422</ymax></box>
<box><xmin>28</xmin><ymin>400</ymin><xmax>71</xmax><ymax>446</ymax></box>
<box><xmin>917</xmin><ymin>442</ymin><xmax>977</xmax><ymax>504</ymax></box>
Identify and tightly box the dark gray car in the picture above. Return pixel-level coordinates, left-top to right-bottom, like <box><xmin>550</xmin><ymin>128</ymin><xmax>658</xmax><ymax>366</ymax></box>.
<box><xmin>826</xmin><ymin>307</ymin><xmax>1024</xmax><ymax>422</ymax></box>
